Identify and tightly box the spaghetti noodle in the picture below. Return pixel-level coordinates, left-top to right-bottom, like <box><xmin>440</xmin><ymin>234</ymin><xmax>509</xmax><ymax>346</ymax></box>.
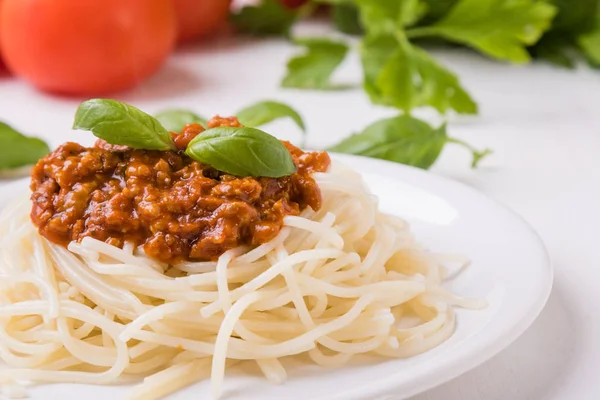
<box><xmin>0</xmin><ymin>161</ymin><xmax>483</xmax><ymax>399</ymax></box>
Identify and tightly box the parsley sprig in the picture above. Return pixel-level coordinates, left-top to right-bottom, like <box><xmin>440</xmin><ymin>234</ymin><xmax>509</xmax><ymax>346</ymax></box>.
<box><xmin>231</xmin><ymin>0</ymin><xmax>597</xmax><ymax>169</ymax></box>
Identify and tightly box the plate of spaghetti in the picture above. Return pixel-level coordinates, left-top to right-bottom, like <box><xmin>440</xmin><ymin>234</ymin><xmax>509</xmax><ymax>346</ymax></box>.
<box><xmin>0</xmin><ymin>100</ymin><xmax>552</xmax><ymax>400</ymax></box>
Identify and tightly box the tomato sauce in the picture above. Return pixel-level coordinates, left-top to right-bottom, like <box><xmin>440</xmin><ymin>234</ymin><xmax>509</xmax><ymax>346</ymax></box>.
<box><xmin>29</xmin><ymin>117</ymin><xmax>330</xmax><ymax>263</ymax></box>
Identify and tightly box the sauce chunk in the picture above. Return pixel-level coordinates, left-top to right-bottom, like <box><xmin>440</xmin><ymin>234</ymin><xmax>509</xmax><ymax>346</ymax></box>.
<box><xmin>30</xmin><ymin>118</ymin><xmax>330</xmax><ymax>263</ymax></box>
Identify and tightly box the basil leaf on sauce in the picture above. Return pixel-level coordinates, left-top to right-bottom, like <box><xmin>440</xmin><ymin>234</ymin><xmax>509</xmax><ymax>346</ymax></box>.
<box><xmin>236</xmin><ymin>100</ymin><xmax>306</xmax><ymax>133</ymax></box>
<box><xmin>73</xmin><ymin>99</ymin><xmax>176</xmax><ymax>151</ymax></box>
<box><xmin>0</xmin><ymin>122</ymin><xmax>50</xmax><ymax>171</ymax></box>
<box><xmin>185</xmin><ymin>126</ymin><xmax>297</xmax><ymax>177</ymax></box>
<box><xmin>155</xmin><ymin>109</ymin><xmax>207</xmax><ymax>132</ymax></box>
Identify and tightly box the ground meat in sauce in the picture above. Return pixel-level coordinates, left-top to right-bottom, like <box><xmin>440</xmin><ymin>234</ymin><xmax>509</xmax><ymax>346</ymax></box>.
<box><xmin>30</xmin><ymin>117</ymin><xmax>330</xmax><ymax>263</ymax></box>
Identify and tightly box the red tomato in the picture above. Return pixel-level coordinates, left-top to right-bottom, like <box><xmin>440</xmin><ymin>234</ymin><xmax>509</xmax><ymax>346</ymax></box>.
<box><xmin>172</xmin><ymin>0</ymin><xmax>231</xmax><ymax>43</ymax></box>
<box><xmin>0</xmin><ymin>0</ymin><xmax>177</xmax><ymax>95</ymax></box>
<box><xmin>0</xmin><ymin>0</ymin><xmax>4</xmax><ymax>68</ymax></box>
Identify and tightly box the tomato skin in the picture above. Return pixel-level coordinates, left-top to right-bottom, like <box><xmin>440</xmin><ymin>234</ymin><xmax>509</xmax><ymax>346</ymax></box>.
<box><xmin>172</xmin><ymin>0</ymin><xmax>231</xmax><ymax>43</ymax></box>
<box><xmin>0</xmin><ymin>0</ymin><xmax>177</xmax><ymax>95</ymax></box>
<box><xmin>0</xmin><ymin>0</ymin><xmax>4</xmax><ymax>68</ymax></box>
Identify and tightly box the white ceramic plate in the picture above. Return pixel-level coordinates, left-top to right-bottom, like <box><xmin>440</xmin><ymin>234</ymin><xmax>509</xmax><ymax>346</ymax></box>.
<box><xmin>0</xmin><ymin>154</ymin><xmax>552</xmax><ymax>400</ymax></box>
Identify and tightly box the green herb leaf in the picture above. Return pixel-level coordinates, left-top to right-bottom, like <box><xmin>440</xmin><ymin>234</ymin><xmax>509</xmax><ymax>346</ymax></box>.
<box><xmin>361</xmin><ymin>34</ymin><xmax>477</xmax><ymax>114</ymax></box>
<box><xmin>354</xmin><ymin>0</ymin><xmax>403</xmax><ymax>34</ymax></box>
<box><xmin>0</xmin><ymin>122</ymin><xmax>50</xmax><ymax>171</ymax></box>
<box><xmin>282</xmin><ymin>37</ymin><xmax>349</xmax><ymax>90</ymax></box>
<box><xmin>73</xmin><ymin>99</ymin><xmax>175</xmax><ymax>151</ymax></box>
<box><xmin>407</xmin><ymin>0</ymin><xmax>557</xmax><ymax>63</ymax></box>
<box><xmin>185</xmin><ymin>126</ymin><xmax>297</xmax><ymax>177</ymax></box>
<box><xmin>327</xmin><ymin>115</ymin><xmax>448</xmax><ymax>169</ymax></box>
<box><xmin>328</xmin><ymin>115</ymin><xmax>491</xmax><ymax>169</ymax></box>
<box><xmin>397</xmin><ymin>0</ymin><xmax>429</xmax><ymax>27</ymax></box>
<box><xmin>544</xmin><ymin>0</ymin><xmax>597</xmax><ymax>36</ymax></box>
<box><xmin>528</xmin><ymin>0</ymin><xmax>598</xmax><ymax>66</ymax></box>
<box><xmin>236</xmin><ymin>100</ymin><xmax>306</xmax><ymax>132</ymax></box>
<box><xmin>231</xmin><ymin>0</ymin><xmax>297</xmax><ymax>36</ymax></box>
<box><xmin>529</xmin><ymin>35</ymin><xmax>575</xmax><ymax>69</ymax></box>
<box><xmin>155</xmin><ymin>109</ymin><xmax>207</xmax><ymax>133</ymax></box>
<box><xmin>578</xmin><ymin>27</ymin><xmax>600</xmax><ymax>67</ymax></box>
<box><xmin>419</xmin><ymin>0</ymin><xmax>459</xmax><ymax>24</ymax></box>
<box><xmin>332</xmin><ymin>4</ymin><xmax>363</xmax><ymax>35</ymax></box>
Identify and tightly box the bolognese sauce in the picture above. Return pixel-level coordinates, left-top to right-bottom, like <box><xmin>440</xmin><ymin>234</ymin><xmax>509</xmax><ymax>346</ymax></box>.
<box><xmin>29</xmin><ymin>117</ymin><xmax>330</xmax><ymax>263</ymax></box>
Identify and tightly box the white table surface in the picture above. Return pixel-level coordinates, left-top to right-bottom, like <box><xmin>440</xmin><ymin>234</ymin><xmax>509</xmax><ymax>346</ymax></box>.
<box><xmin>0</xmin><ymin>33</ymin><xmax>598</xmax><ymax>400</ymax></box>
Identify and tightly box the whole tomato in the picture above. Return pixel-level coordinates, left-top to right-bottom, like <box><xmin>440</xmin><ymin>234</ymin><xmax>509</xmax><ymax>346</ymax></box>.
<box><xmin>172</xmin><ymin>0</ymin><xmax>231</xmax><ymax>43</ymax></box>
<box><xmin>0</xmin><ymin>0</ymin><xmax>177</xmax><ymax>95</ymax></box>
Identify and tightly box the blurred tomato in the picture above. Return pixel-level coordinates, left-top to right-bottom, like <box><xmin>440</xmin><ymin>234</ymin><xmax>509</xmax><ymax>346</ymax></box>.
<box><xmin>0</xmin><ymin>0</ymin><xmax>177</xmax><ymax>94</ymax></box>
<box><xmin>0</xmin><ymin>0</ymin><xmax>4</xmax><ymax>68</ymax></box>
<box><xmin>172</xmin><ymin>0</ymin><xmax>231</xmax><ymax>43</ymax></box>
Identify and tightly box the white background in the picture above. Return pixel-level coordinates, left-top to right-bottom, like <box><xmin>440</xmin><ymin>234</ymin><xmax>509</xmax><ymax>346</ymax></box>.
<box><xmin>0</xmin><ymin>31</ymin><xmax>598</xmax><ymax>400</ymax></box>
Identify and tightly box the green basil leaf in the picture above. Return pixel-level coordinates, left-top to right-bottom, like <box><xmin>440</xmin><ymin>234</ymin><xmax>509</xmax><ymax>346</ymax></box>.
<box><xmin>407</xmin><ymin>0</ymin><xmax>557</xmax><ymax>63</ymax></box>
<box><xmin>328</xmin><ymin>115</ymin><xmax>448</xmax><ymax>169</ymax></box>
<box><xmin>155</xmin><ymin>109</ymin><xmax>207</xmax><ymax>132</ymax></box>
<box><xmin>282</xmin><ymin>37</ymin><xmax>349</xmax><ymax>90</ymax></box>
<box><xmin>0</xmin><ymin>122</ymin><xmax>50</xmax><ymax>171</ymax></box>
<box><xmin>231</xmin><ymin>0</ymin><xmax>297</xmax><ymax>36</ymax></box>
<box><xmin>185</xmin><ymin>126</ymin><xmax>297</xmax><ymax>177</ymax></box>
<box><xmin>236</xmin><ymin>100</ymin><xmax>306</xmax><ymax>133</ymax></box>
<box><xmin>329</xmin><ymin>115</ymin><xmax>491</xmax><ymax>169</ymax></box>
<box><xmin>73</xmin><ymin>99</ymin><xmax>175</xmax><ymax>151</ymax></box>
<box><xmin>361</xmin><ymin>34</ymin><xmax>477</xmax><ymax>114</ymax></box>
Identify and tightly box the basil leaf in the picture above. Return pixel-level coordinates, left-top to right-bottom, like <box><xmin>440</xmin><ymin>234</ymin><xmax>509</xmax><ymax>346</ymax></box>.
<box><xmin>328</xmin><ymin>115</ymin><xmax>448</xmax><ymax>169</ymax></box>
<box><xmin>155</xmin><ymin>109</ymin><xmax>207</xmax><ymax>132</ymax></box>
<box><xmin>73</xmin><ymin>99</ymin><xmax>176</xmax><ymax>151</ymax></box>
<box><xmin>0</xmin><ymin>122</ymin><xmax>50</xmax><ymax>171</ymax></box>
<box><xmin>185</xmin><ymin>126</ymin><xmax>297</xmax><ymax>177</ymax></box>
<box><xmin>282</xmin><ymin>37</ymin><xmax>349</xmax><ymax>90</ymax></box>
<box><xmin>231</xmin><ymin>0</ymin><xmax>297</xmax><ymax>36</ymax></box>
<box><xmin>329</xmin><ymin>115</ymin><xmax>491</xmax><ymax>169</ymax></box>
<box><xmin>236</xmin><ymin>100</ymin><xmax>306</xmax><ymax>133</ymax></box>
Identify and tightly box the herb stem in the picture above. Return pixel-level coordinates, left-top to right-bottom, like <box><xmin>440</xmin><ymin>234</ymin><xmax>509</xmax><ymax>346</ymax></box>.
<box><xmin>394</xmin><ymin>29</ymin><xmax>410</xmax><ymax>46</ymax></box>
<box><xmin>447</xmin><ymin>137</ymin><xmax>493</xmax><ymax>168</ymax></box>
<box><xmin>405</xmin><ymin>27</ymin><xmax>439</xmax><ymax>40</ymax></box>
